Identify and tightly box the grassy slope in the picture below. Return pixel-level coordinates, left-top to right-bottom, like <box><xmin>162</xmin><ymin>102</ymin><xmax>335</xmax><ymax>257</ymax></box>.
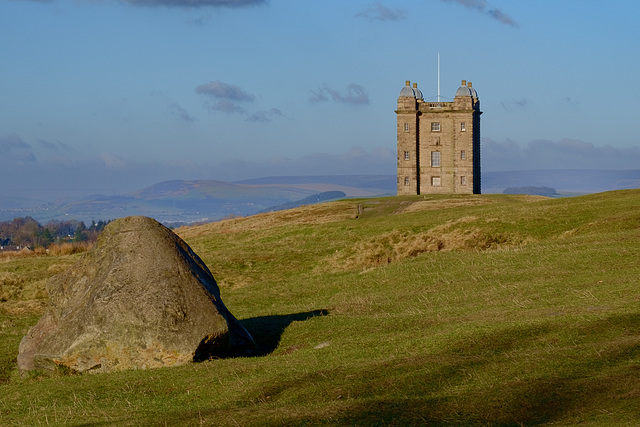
<box><xmin>1</xmin><ymin>191</ymin><xmax>639</xmax><ymax>426</ymax></box>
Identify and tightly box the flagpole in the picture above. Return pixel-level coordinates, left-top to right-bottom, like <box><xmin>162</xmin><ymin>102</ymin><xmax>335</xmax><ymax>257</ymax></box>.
<box><xmin>437</xmin><ymin>52</ymin><xmax>441</xmax><ymax>102</ymax></box>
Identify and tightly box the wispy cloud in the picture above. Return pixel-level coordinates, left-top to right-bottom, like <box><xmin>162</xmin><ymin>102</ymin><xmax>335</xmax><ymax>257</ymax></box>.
<box><xmin>196</xmin><ymin>80</ymin><xmax>255</xmax><ymax>114</ymax></box>
<box><xmin>8</xmin><ymin>0</ymin><xmax>265</xmax><ymax>5</ymax></box>
<box><xmin>206</xmin><ymin>99</ymin><xmax>247</xmax><ymax>114</ymax></box>
<box><xmin>309</xmin><ymin>84</ymin><xmax>370</xmax><ymax>105</ymax></box>
<box><xmin>99</xmin><ymin>152</ymin><xmax>127</xmax><ymax>169</ymax></box>
<box><xmin>118</xmin><ymin>0</ymin><xmax>266</xmax><ymax>8</ymax></box>
<box><xmin>561</xmin><ymin>97</ymin><xmax>580</xmax><ymax>107</ymax></box>
<box><xmin>308</xmin><ymin>89</ymin><xmax>328</xmax><ymax>103</ymax></box>
<box><xmin>355</xmin><ymin>3</ymin><xmax>406</xmax><ymax>22</ymax></box>
<box><xmin>500</xmin><ymin>98</ymin><xmax>530</xmax><ymax>111</ymax></box>
<box><xmin>166</xmin><ymin>103</ymin><xmax>197</xmax><ymax>122</ymax></box>
<box><xmin>247</xmin><ymin>108</ymin><xmax>286</xmax><ymax>123</ymax></box>
<box><xmin>483</xmin><ymin>138</ymin><xmax>640</xmax><ymax>171</ymax></box>
<box><xmin>196</xmin><ymin>81</ymin><xmax>255</xmax><ymax>101</ymax></box>
<box><xmin>439</xmin><ymin>0</ymin><xmax>518</xmax><ymax>27</ymax></box>
<box><xmin>37</xmin><ymin>139</ymin><xmax>73</xmax><ymax>152</ymax></box>
<box><xmin>0</xmin><ymin>133</ymin><xmax>37</xmax><ymax>165</ymax></box>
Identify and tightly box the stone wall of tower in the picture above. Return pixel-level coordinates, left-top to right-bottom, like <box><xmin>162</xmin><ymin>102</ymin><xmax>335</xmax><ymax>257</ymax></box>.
<box><xmin>472</xmin><ymin>110</ymin><xmax>481</xmax><ymax>194</ymax></box>
<box><xmin>396</xmin><ymin>96</ymin><xmax>420</xmax><ymax>195</ymax></box>
<box><xmin>417</xmin><ymin>99</ymin><xmax>476</xmax><ymax>194</ymax></box>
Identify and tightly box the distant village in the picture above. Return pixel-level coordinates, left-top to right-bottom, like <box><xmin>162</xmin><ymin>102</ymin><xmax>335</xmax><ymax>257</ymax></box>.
<box><xmin>0</xmin><ymin>217</ymin><xmax>110</xmax><ymax>251</ymax></box>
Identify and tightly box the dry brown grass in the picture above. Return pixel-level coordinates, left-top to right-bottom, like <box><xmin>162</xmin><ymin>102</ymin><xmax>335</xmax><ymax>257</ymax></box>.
<box><xmin>0</xmin><ymin>247</ymin><xmax>35</xmax><ymax>260</ymax></box>
<box><xmin>0</xmin><ymin>270</ymin><xmax>48</xmax><ymax>315</ymax></box>
<box><xmin>47</xmin><ymin>241</ymin><xmax>93</xmax><ymax>256</ymax></box>
<box><xmin>179</xmin><ymin>201</ymin><xmax>359</xmax><ymax>238</ymax></box>
<box><xmin>0</xmin><ymin>242</ymin><xmax>92</xmax><ymax>260</ymax></box>
<box><xmin>178</xmin><ymin>195</ymin><xmax>544</xmax><ymax>240</ymax></box>
<box><xmin>0</xmin><ymin>299</ymin><xmax>47</xmax><ymax>316</ymax></box>
<box><xmin>328</xmin><ymin>216</ymin><xmax>533</xmax><ymax>271</ymax></box>
<box><xmin>397</xmin><ymin>196</ymin><xmax>496</xmax><ymax>213</ymax></box>
<box><xmin>397</xmin><ymin>194</ymin><xmax>546</xmax><ymax>214</ymax></box>
<box><xmin>0</xmin><ymin>271</ymin><xmax>23</xmax><ymax>302</ymax></box>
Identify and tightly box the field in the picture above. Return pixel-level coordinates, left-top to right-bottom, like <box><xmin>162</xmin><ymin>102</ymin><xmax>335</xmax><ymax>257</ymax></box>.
<box><xmin>1</xmin><ymin>191</ymin><xmax>639</xmax><ymax>426</ymax></box>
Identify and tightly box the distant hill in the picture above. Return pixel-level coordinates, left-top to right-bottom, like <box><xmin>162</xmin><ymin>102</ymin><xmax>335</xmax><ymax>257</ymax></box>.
<box><xmin>259</xmin><ymin>191</ymin><xmax>347</xmax><ymax>213</ymax></box>
<box><xmin>0</xmin><ymin>176</ymin><xmax>395</xmax><ymax>224</ymax></box>
<box><xmin>234</xmin><ymin>175</ymin><xmax>396</xmax><ymax>196</ymax></box>
<box><xmin>1</xmin><ymin>170</ymin><xmax>638</xmax><ymax>223</ymax></box>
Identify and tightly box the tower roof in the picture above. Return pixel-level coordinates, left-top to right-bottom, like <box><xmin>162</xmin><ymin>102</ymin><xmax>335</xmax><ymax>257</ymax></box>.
<box><xmin>455</xmin><ymin>80</ymin><xmax>478</xmax><ymax>98</ymax></box>
<box><xmin>399</xmin><ymin>81</ymin><xmax>423</xmax><ymax>99</ymax></box>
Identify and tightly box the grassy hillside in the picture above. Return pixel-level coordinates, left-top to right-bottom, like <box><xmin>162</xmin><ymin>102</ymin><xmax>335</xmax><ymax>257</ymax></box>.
<box><xmin>1</xmin><ymin>191</ymin><xmax>639</xmax><ymax>425</ymax></box>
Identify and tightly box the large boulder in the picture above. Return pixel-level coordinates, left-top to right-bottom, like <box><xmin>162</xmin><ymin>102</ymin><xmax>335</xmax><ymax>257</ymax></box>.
<box><xmin>18</xmin><ymin>216</ymin><xmax>254</xmax><ymax>374</ymax></box>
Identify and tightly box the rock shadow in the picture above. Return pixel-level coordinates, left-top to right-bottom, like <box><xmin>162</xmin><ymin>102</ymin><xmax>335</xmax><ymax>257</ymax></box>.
<box><xmin>240</xmin><ymin>309</ymin><xmax>329</xmax><ymax>357</ymax></box>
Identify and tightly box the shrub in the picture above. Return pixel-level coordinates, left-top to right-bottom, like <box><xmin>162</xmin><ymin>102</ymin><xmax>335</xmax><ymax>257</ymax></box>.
<box><xmin>47</xmin><ymin>241</ymin><xmax>93</xmax><ymax>256</ymax></box>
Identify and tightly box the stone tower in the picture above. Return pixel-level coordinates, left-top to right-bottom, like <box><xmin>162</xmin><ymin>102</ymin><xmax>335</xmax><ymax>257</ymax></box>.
<box><xmin>396</xmin><ymin>80</ymin><xmax>481</xmax><ymax>195</ymax></box>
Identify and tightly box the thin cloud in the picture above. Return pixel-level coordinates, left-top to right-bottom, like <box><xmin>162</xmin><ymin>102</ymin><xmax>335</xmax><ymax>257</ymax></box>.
<box><xmin>309</xmin><ymin>84</ymin><xmax>370</xmax><ymax>105</ymax></box>
<box><xmin>487</xmin><ymin>8</ymin><xmax>518</xmax><ymax>27</ymax></box>
<box><xmin>0</xmin><ymin>134</ymin><xmax>30</xmax><ymax>153</ymax></box>
<box><xmin>0</xmin><ymin>133</ymin><xmax>37</xmax><ymax>164</ymax></box>
<box><xmin>196</xmin><ymin>80</ymin><xmax>255</xmax><ymax>114</ymax></box>
<box><xmin>308</xmin><ymin>89</ymin><xmax>329</xmax><ymax>103</ymax></box>
<box><xmin>439</xmin><ymin>0</ymin><xmax>518</xmax><ymax>28</ymax></box>
<box><xmin>195</xmin><ymin>81</ymin><xmax>255</xmax><ymax>102</ymax></box>
<box><xmin>167</xmin><ymin>103</ymin><xmax>197</xmax><ymax>122</ymax></box>
<box><xmin>355</xmin><ymin>3</ymin><xmax>407</xmax><ymax>22</ymax></box>
<box><xmin>500</xmin><ymin>98</ymin><xmax>530</xmax><ymax>111</ymax></box>
<box><xmin>206</xmin><ymin>99</ymin><xmax>247</xmax><ymax>114</ymax></box>
<box><xmin>119</xmin><ymin>0</ymin><xmax>266</xmax><ymax>8</ymax></box>
<box><xmin>99</xmin><ymin>153</ymin><xmax>127</xmax><ymax>169</ymax></box>
<box><xmin>562</xmin><ymin>97</ymin><xmax>580</xmax><ymax>107</ymax></box>
<box><xmin>37</xmin><ymin>139</ymin><xmax>73</xmax><ymax>152</ymax></box>
<box><xmin>483</xmin><ymin>138</ymin><xmax>640</xmax><ymax>171</ymax></box>
<box><xmin>185</xmin><ymin>13</ymin><xmax>212</xmax><ymax>26</ymax></box>
<box><xmin>246</xmin><ymin>108</ymin><xmax>286</xmax><ymax>123</ymax></box>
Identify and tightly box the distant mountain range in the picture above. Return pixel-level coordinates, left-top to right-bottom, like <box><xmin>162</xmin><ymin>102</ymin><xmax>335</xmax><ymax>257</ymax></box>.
<box><xmin>0</xmin><ymin>175</ymin><xmax>395</xmax><ymax>224</ymax></box>
<box><xmin>1</xmin><ymin>170</ymin><xmax>638</xmax><ymax>224</ymax></box>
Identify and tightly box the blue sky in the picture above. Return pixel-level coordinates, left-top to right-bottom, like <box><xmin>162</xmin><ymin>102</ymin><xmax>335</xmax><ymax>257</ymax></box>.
<box><xmin>2</xmin><ymin>0</ymin><xmax>640</xmax><ymax>199</ymax></box>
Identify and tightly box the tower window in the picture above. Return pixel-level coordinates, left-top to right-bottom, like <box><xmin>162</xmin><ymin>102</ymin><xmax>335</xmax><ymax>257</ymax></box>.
<box><xmin>461</xmin><ymin>150</ymin><xmax>466</xmax><ymax>160</ymax></box>
<box><xmin>404</xmin><ymin>151</ymin><xmax>410</xmax><ymax>160</ymax></box>
<box><xmin>431</xmin><ymin>122</ymin><xmax>441</xmax><ymax>132</ymax></box>
<box><xmin>461</xmin><ymin>176</ymin><xmax>467</xmax><ymax>186</ymax></box>
<box><xmin>461</xmin><ymin>122</ymin><xmax>466</xmax><ymax>131</ymax></box>
<box><xmin>431</xmin><ymin>151</ymin><xmax>441</xmax><ymax>167</ymax></box>
<box><xmin>404</xmin><ymin>123</ymin><xmax>410</xmax><ymax>132</ymax></box>
<box><xmin>431</xmin><ymin>176</ymin><xmax>441</xmax><ymax>186</ymax></box>
<box><xmin>404</xmin><ymin>176</ymin><xmax>410</xmax><ymax>186</ymax></box>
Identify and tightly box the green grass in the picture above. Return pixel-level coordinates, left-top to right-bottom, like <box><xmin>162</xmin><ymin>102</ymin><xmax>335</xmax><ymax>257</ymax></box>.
<box><xmin>1</xmin><ymin>191</ymin><xmax>640</xmax><ymax>425</ymax></box>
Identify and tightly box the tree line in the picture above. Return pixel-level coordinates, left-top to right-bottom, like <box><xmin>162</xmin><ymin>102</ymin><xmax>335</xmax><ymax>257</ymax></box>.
<box><xmin>0</xmin><ymin>217</ymin><xmax>111</xmax><ymax>250</ymax></box>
